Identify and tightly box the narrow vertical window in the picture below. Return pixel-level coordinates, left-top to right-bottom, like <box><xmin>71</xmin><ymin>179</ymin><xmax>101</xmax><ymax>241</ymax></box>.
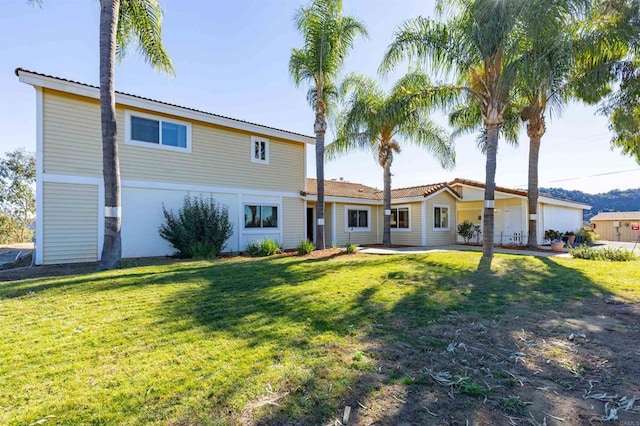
<box><xmin>251</xmin><ymin>136</ymin><xmax>269</xmax><ymax>164</ymax></box>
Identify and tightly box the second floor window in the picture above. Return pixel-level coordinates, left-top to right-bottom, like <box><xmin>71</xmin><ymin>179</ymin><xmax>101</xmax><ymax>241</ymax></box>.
<box><xmin>251</xmin><ymin>136</ymin><xmax>269</xmax><ymax>164</ymax></box>
<box><xmin>126</xmin><ymin>111</ymin><xmax>190</xmax><ymax>151</ymax></box>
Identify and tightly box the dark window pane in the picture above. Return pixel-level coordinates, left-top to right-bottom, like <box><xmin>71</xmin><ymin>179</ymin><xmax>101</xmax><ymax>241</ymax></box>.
<box><xmin>162</xmin><ymin>122</ymin><xmax>187</xmax><ymax>147</ymax></box>
<box><xmin>348</xmin><ymin>210</ymin><xmax>358</xmax><ymax>228</ymax></box>
<box><xmin>434</xmin><ymin>207</ymin><xmax>441</xmax><ymax>228</ymax></box>
<box><xmin>398</xmin><ymin>208</ymin><xmax>409</xmax><ymax>228</ymax></box>
<box><xmin>358</xmin><ymin>210</ymin><xmax>368</xmax><ymax>228</ymax></box>
<box><xmin>262</xmin><ymin>206</ymin><xmax>278</xmax><ymax>228</ymax></box>
<box><xmin>244</xmin><ymin>205</ymin><xmax>260</xmax><ymax>228</ymax></box>
<box><xmin>131</xmin><ymin>116</ymin><xmax>159</xmax><ymax>144</ymax></box>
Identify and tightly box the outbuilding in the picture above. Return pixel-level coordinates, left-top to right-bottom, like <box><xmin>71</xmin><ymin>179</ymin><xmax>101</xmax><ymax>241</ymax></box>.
<box><xmin>590</xmin><ymin>212</ymin><xmax>640</xmax><ymax>242</ymax></box>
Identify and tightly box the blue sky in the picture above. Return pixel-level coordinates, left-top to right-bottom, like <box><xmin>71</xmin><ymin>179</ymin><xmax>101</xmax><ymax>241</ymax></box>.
<box><xmin>1</xmin><ymin>0</ymin><xmax>638</xmax><ymax>193</ymax></box>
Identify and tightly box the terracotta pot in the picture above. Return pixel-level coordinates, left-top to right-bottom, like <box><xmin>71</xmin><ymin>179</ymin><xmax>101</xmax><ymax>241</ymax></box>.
<box><xmin>551</xmin><ymin>241</ymin><xmax>565</xmax><ymax>251</ymax></box>
<box><xmin>567</xmin><ymin>235</ymin><xmax>576</xmax><ymax>245</ymax></box>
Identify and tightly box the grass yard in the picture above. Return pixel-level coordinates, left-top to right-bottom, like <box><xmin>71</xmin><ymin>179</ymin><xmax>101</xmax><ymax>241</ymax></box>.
<box><xmin>1</xmin><ymin>251</ymin><xmax>639</xmax><ymax>425</ymax></box>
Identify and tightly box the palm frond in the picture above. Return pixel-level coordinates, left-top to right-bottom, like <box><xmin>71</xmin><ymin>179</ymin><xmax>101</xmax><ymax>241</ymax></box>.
<box><xmin>118</xmin><ymin>0</ymin><xmax>174</xmax><ymax>75</ymax></box>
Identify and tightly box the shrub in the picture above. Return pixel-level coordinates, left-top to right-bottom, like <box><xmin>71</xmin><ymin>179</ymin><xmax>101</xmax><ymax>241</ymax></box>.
<box><xmin>246</xmin><ymin>238</ymin><xmax>282</xmax><ymax>257</ymax></box>
<box><xmin>577</xmin><ymin>226</ymin><xmax>599</xmax><ymax>243</ymax></box>
<box><xmin>544</xmin><ymin>229</ymin><xmax>563</xmax><ymax>241</ymax></box>
<box><xmin>297</xmin><ymin>239</ymin><xmax>315</xmax><ymax>255</ymax></box>
<box><xmin>457</xmin><ymin>220</ymin><xmax>480</xmax><ymax>243</ymax></box>
<box><xmin>569</xmin><ymin>245</ymin><xmax>635</xmax><ymax>261</ymax></box>
<box><xmin>159</xmin><ymin>195</ymin><xmax>233</xmax><ymax>258</ymax></box>
<box><xmin>345</xmin><ymin>243</ymin><xmax>358</xmax><ymax>254</ymax></box>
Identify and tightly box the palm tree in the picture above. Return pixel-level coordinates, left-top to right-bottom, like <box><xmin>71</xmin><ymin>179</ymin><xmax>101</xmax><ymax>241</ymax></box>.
<box><xmin>327</xmin><ymin>72</ymin><xmax>455</xmax><ymax>246</ymax></box>
<box><xmin>517</xmin><ymin>30</ymin><xmax>576</xmax><ymax>248</ymax></box>
<box><xmin>289</xmin><ymin>0</ymin><xmax>367</xmax><ymax>250</ymax></box>
<box><xmin>31</xmin><ymin>0</ymin><xmax>174</xmax><ymax>269</ymax></box>
<box><xmin>380</xmin><ymin>0</ymin><xmax>588</xmax><ymax>259</ymax></box>
<box><xmin>380</xmin><ymin>0</ymin><xmax>530</xmax><ymax>259</ymax></box>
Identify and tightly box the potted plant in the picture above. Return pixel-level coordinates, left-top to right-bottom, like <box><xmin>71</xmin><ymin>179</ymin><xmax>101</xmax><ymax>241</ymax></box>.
<box><xmin>545</xmin><ymin>230</ymin><xmax>565</xmax><ymax>251</ymax></box>
<box><xmin>564</xmin><ymin>231</ymin><xmax>576</xmax><ymax>245</ymax></box>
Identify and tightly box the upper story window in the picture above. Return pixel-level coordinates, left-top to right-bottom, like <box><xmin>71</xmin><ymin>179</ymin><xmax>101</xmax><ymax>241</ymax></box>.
<box><xmin>391</xmin><ymin>207</ymin><xmax>410</xmax><ymax>229</ymax></box>
<box><xmin>434</xmin><ymin>205</ymin><xmax>450</xmax><ymax>230</ymax></box>
<box><xmin>346</xmin><ymin>206</ymin><xmax>371</xmax><ymax>232</ymax></box>
<box><xmin>125</xmin><ymin>110</ymin><xmax>191</xmax><ymax>152</ymax></box>
<box><xmin>251</xmin><ymin>136</ymin><xmax>269</xmax><ymax>164</ymax></box>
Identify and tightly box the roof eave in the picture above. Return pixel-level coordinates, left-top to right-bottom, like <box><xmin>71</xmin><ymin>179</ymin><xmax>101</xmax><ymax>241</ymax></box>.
<box><xmin>16</xmin><ymin>68</ymin><xmax>316</xmax><ymax>145</ymax></box>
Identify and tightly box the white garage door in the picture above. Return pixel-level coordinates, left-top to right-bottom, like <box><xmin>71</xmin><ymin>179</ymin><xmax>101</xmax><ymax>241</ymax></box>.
<box><xmin>541</xmin><ymin>204</ymin><xmax>583</xmax><ymax>237</ymax></box>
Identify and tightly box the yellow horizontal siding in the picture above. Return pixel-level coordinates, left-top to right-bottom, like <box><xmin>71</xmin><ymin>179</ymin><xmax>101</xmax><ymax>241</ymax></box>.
<box><xmin>334</xmin><ymin>203</ymin><xmax>378</xmax><ymax>246</ymax></box>
<box><xmin>42</xmin><ymin>90</ymin><xmax>305</xmax><ymax>193</ymax></box>
<box><xmin>43</xmin><ymin>182</ymin><xmax>98</xmax><ymax>264</ymax></box>
<box><xmin>390</xmin><ymin>202</ymin><xmax>423</xmax><ymax>246</ymax></box>
<box><xmin>425</xmin><ymin>192</ymin><xmax>457</xmax><ymax>246</ymax></box>
<box><xmin>282</xmin><ymin>197</ymin><xmax>304</xmax><ymax>248</ymax></box>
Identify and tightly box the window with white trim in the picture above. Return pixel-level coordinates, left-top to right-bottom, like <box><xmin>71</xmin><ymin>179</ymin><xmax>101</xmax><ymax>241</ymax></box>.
<box><xmin>433</xmin><ymin>205</ymin><xmax>450</xmax><ymax>230</ymax></box>
<box><xmin>244</xmin><ymin>205</ymin><xmax>278</xmax><ymax>229</ymax></box>
<box><xmin>346</xmin><ymin>207</ymin><xmax>370</xmax><ymax>231</ymax></box>
<box><xmin>391</xmin><ymin>207</ymin><xmax>410</xmax><ymax>229</ymax></box>
<box><xmin>126</xmin><ymin>111</ymin><xmax>191</xmax><ymax>151</ymax></box>
<box><xmin>251</xmin><ymin>136</ymin><xmax>269</xmax><ymax>164</ymax></box>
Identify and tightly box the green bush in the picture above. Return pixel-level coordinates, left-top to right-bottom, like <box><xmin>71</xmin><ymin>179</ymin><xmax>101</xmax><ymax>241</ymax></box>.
<box><xmin>577</xmin><ymin>226</ymin><xmax>599</xmax><ymax>243</ymax></box>
<box><xmin>457</xmin><ymin>220</ymin><xmax>480</xmax><ymax>243</ymax></box>
<box><xmin>246</xmin><ymin>238</ymin><xmax>282</xmax><ymax>256</ymax></box>
<box><xmin>569</xmin><ymin>245</ymin><xmax>635</xmax><ymax>261</ymax></box>
<box><xmin>297</xmin><ymin>239</ymin><xmax>315</xmax><ymax>255</ymax></box>
<box><xmin>544</xmin><ymin>229</ymin><xmax>563</xmax><ymax>241</ymax></box>
<box><xmin>345</xmin><ymin>243</ymin><xmax>358</xmax><ymax>254</ymax></box>
<box><xmin>159</xmin><ymin>195</ymin><xmax>233</xmax><ymax>258</ymax></box>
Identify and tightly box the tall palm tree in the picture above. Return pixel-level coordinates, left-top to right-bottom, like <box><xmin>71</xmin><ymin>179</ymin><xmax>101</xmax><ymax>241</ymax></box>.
<box><xmin>327</xmin><ymin>72</ymin><xmax>455</xmax><ymax>246</ymax></box>
<box><xmin>380</xmin><ymin>0</ymin><xmax>530</xmax><ymax>259</ymax></box>
<box><xmin>31</xmin><ymin>0</ymin><xmax>174</xmax><ymax>269</ymax></box>
<box><xmin>381</xmin><ymin>0</ymin><xmax>588</xmax><ymax>259</ymax></box>
<box><xmin>289</xmin><ymin>0</ymin><xmax>366</xmax><ymax>250</ymax></box>
<box><xmin>99</xmin><ymin>0</ymin><xmax>173</xmax><ymax>269</ymax></box>
<box><xmin>517</xmin><ymin>30</ymin><xmax>576</xmax><ymax>248</ymax></box>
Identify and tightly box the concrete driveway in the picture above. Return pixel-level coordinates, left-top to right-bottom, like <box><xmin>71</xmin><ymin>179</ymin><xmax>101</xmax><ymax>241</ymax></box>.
<box><xmin>593</xmin><ymin>240</ymin><xmax>640</xmax><ymax>253</ymax></box>
<box><xmin>359</xmin><ymin>244</ymin><xmax>571</xmax><ymax>258</ymax></box>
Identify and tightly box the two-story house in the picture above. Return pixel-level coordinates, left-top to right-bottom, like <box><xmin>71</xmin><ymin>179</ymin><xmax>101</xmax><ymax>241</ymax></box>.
<box><xmin>17</xmin><ymin>69</ymin><xmax>315</xmax><ymax>265</ymax></box>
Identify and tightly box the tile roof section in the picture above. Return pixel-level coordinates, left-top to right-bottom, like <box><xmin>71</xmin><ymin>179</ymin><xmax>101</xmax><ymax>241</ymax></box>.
<box><xmin>15</xmin><ymin>68</ymin><xmax>314</xmax><ymax>141</ymax></box>
<box><xmin>590</xmin><ymin>211</ymin><xmax>640</xmax><ymax>221</ymax></box>
<box><xmin>448</xmin><ymin>178</ymin><xmax>591</xmax><ymax>207</ymax></box>
<box><xmin>391</xmin><ymin>183</ymin><xmax>460</xmax><ymax>199</ymax></box>
<box><xmin>448</xmin><ymin>178</ymin><xmax>528</xmax><ymax>197</ymax></box>
<box><xmin>305</xmin><ymin>179</ymin><xmax>461</xmax><ymax>201</ymax></box>
<box><xmin>306</xmin><ymin>178</ymin><xmax>382</xmax><ymax>200</ymax></box>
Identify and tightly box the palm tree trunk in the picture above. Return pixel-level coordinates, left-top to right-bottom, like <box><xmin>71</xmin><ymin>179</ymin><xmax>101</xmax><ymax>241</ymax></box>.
<box><xmin>98</xmin><ymin>0</ymin><xmax>122</xmax><ymax>269</ymax></box>
<box><xmin>314</xmin><ymin>104</ymin><xmax>327</xmax><ymax>250</ymax></box>
<box><xmin>526</xmin><ymin>118</ymin><xmax>543</xmax><ymax>248</ymax></box>
<box><xmin>382</xmin><ymin>157</ymin><xmax>392</xmax><ymax>246</ymax></box>
<box><xmin>482</xmin><ymin>123</ymin><xmax>499</xmax><ymax>259</ymax></box>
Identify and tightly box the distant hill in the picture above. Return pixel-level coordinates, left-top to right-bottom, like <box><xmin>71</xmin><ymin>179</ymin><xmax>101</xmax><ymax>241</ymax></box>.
<box><xmin>540</xmin><ymin>187</ymin><xmax>640</xmax><ymax>220</ymax></box>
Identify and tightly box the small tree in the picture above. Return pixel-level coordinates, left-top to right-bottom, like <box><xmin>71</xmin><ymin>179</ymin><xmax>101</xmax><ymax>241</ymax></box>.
<box><xmin>159</xmin><ymin>195</ymin><xmax>233</xmax><ymax>258</ymax></box>
<box><xmin>457</xmin><ymin>220</ymin><xmax>479</xmax><ymax>243</ymax></box>
<box><xmin>0</xmin><ymin>148</ymin><xmax>35</xmax><ymax>242</ymax></box>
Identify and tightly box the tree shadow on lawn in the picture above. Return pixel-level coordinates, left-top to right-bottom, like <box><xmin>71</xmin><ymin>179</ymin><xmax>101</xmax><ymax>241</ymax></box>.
<box><xmin>157</xmin><ymin>252</ymin><xmax>640</xmax><ymax>425</ymax></box>
<box><xmin>0</xmin><ymin>255</ymin><xmax>348</xmax><ymax>300</ymax></box>
<box><xmin>352</xmin><ymin>255</ymin><xmax>640</xmax><ymax>425</ymax></box>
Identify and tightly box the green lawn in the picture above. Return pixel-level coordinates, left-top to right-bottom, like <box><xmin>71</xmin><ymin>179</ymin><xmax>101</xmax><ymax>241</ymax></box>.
<box><xmin>1</xmin><ymin>252</ymin><xmax>639</xmax><ymax>425</ymax></box>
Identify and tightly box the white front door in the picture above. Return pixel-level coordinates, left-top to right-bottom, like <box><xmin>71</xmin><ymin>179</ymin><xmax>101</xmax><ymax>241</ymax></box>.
<box><xmin>503</xmin><ymin>207</ymin><xmax>522</xmax><ymax>244</ymax></box>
